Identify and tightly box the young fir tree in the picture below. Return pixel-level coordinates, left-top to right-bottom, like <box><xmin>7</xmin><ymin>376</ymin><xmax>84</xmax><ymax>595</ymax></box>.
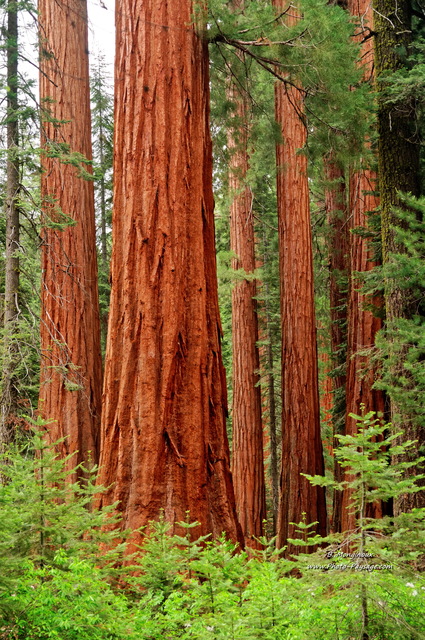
<box><xmin>96</xmin><ymin>0</ymin><xmax>243</xmax><ymax>544</ymax></box>
<box><xmin>38</xmin><ymin>0</ymin><xmax>103</xmax><ymax>475</ymax></box>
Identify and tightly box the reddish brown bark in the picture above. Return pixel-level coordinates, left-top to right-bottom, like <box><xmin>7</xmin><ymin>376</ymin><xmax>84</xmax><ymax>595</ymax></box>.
<box><xmin>324</xmin><ymin>159</ymin><xmax>349</xmax><ymax>533</ymax></box>
<box><xmin>228</xmin><ymin>78</ymin><xmax>266</xmax><ymax>546</ymax></box>
<box><xmin>96</xmin><ymin>0</ymin><xmax>242</xmax><ymax>544</ymax></box>
<box><xmin>259</xmin><ymin>280</ymin><xmax>279</xmax><ymax>536</ymax></box>
<box><xmin>274</xmin><ymin>6</ymin><xmax>327</xmax><ymax>553</ymax></box>
<box><xmin>342</xmin><ymin>169</ymin><xmax>385</xmax><ymax>531</ymax></box>
<box><xmin>319</xmin><ymin>349</ymin><xmax>333</xmax><ymax>443</ymax></box>
<box><xmin>341</xmin><ymin>0</ymin><xmax>385</xmax><ymax>532</ymax></box>
<box><xmin>38</xmin><ymin>0</ymin><xmax>102</xmax><ymax>473</ymax></box>
<box><xmin>325</xmin><ymin>161</ymin><xmax>349</xmax><ymax>401</ymax></box>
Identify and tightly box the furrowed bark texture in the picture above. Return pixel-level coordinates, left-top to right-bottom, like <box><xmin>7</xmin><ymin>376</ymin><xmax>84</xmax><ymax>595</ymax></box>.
<box><xmin>374</xmin><ymin>0</ymin><xmax>424</xmax><ymax>514</ymax></box>
<box><xmin>342</xmin><ymin>0</ymin><xmax>386</xmax><ymax>530</ymax></box>
<box><xmin>38</xmin><ymin>0</ymin><xmax>102</xmax><ymax>472</ymax></box>
<box><xmin>97</xmin><ymin>0</ymin><xmax>243</xmax><ymax>543</ymax></box>
<box><xmin>228</xmin><ymin>79</ymin><xmax>266</xmax><ymax>546</ymax></box>
<box><xmin>274</xmin><ymin>6</ymin><xmax>327</xmax><ymax>552</ymax></box>
<box><xmin>1</xmin><ymin>0</ymin><xmax>20</xmax><ymax>447</ymax></box>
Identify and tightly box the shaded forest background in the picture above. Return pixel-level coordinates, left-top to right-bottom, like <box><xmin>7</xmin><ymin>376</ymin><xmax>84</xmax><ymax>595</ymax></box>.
<box><xmin>0</xmin><ymin>0</ymin><xmax>425</xmax><ymax>636</ymax></box>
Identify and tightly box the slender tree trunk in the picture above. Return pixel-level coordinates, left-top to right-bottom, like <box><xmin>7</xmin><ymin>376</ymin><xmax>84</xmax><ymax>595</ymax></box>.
<box><xmin>98</xmin><ymin>109</ymin><xmax>109</xmax><ymax>348</ymax></box>
<box><xmin>319</xmin><ymin>349</ymin><xmax>333</xmax><ymax>443</ymax></box>
<box><xmin>265</xmin><ymin>289</ymin><xmax>279</xmax><ymax>535</ymax></box>
<box><xmin>274</xmin><ymin>4</ymin><xmax>327</xmax><ymax>552</ymax></box>
<box><xmin>1</xmin><ymin>0</ymin><xmax>20</xmax><ymax>447</ymax></box>
<box><xmin>96</xmin><ymin>0</ymin><xmax>243</xmax><ymax>544</ymax></box>
<box><xmin>38</xmin><ymin>0</ymin><xmax>102</xmax><ymax>474</ymax></box>
<box><xmin>258</xmin><ymin>228</ymin><xmax>280</xmax><ymax>535</ymax></box>
<box><xmin>374</xmin><ymin>0</ymin><xmax>424</xmax><ymax>514</ymax></box>
<box><xmin>228</xmin><ymin>49</ymin><xmax>266</xmax><ymax>547</ymax></box>
<box><xmin>91</xmin><ymin>60</ymin><xmax>113</xmax><ymax>352</ymax></box>
<box><xmin>324</xmin><ymin>158</ymin><xmax>349</xmax><ymax>533</ymax></box>
<box><xmin>98</xmin><ymin>134</ymin><xmax>108</xmax><ymax>275</ymax></box>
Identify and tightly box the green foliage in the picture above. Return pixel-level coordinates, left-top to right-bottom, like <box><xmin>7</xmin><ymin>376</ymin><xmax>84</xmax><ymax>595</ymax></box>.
<box><xmin>208</xmin><ymin>0</ymin><xmax>372</xmax><ymax>165</ymax></box>
<box><xmin>1</xmin><ymin>424</ymin><xmax>424</xmax><ymax>640</ymax></box>
<box><xmin>90</xmin><ymin>54</ymin><xmax>114</xmax><ymax>354</ymax></box>
<box><xmin>8</xmin><ymin>554</ymin><xmax>133</xmax><ymax>640</ymax></box>
<box><xmin>0</xmin><ymin>2</ymin><xmax>43</xmax><ymax>420</ymax></box>
<box><xmin>365</xmin><ymin>196</ymin><xmax>425</xmax><ymax>430</ymax></box>
<box><xmin>0</xmin><ymin>425</ymin><xmax>124</xmax><ymax>612</ymax></box>
<box><xmin>306</xmin><ymin>409</ymin><xmax>425</xmax><ymax>512</ymax></box>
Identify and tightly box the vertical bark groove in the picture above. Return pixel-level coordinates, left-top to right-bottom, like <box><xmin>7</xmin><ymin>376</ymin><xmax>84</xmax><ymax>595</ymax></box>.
<box><xmin>97</xmin><ymin>0</ymin><xmax>242</xmax><ymax>544</ymax></box>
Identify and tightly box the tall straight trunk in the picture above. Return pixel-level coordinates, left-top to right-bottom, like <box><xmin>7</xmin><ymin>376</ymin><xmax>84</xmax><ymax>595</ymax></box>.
<box><xmin>228</xmin><ymin>55</ymin><xmax>266</xmax><ymax>546</ymax></box>
<box><xmin>340</xmin><ymin>0</ymin><xmax>386</xmax><ymax>531</ymax></box>
<box><xmin>1</xmin><ymin>0</ymin><xmax>20</xmax><ymax>448</ymax></box>
<box><xmin>324</xmin><ymin>159</ymin><xmax>349</xmax><ymax>533</ymax></box>
<box><xmin>98</xmin><ymin>110</ymin><xmax>109</xmax><ymax>349</ymax></box>
<box><xmin>38</xmin><ymin>0</ymin><xmax>102</xmax><ymax>473</ymax></box>
<box><xmin>259</xmin><ymin>231</ymin><xmax>279</xmax><ymax>535</ymax></box>
<box><xmin>91</xmin><ymin>60</ymin><xmax>113</xmax><ymax>352</ymax></box>
<box><xmin>265</xmin><ymin>288</ymin><xmax>279</xmax><ymax>535</ymax></box>
<box><xmin>374</xmin><ymin>0</ymin><xmax>423</xmax><ymax>514</ymax></box>
<box><xmin>319</xmin><ymin>349</ymin><xmax>333</xmax><ymax>440</ymax></box>
<box><xmin>96</xmin><ymin>0</ymin><xmax>242</xmax><ymax>544</ymax></box>
<box><xmin>274</xmin><ymin>4</ymin><xmax>327</xmax><ymax>552</ymax></box>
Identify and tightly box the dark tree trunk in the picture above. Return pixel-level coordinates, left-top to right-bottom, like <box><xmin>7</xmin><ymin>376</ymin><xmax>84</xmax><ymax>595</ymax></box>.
<box><xmin>374</xmin><ymin>0</ymin><xmax>424</xmax><ymax>514</ymax></box>
<box><xmin>1</xmin><ymin>0</ymin><xmax>20</xmax><ymax>447</ymax></box>
<box><xmin>265</xmin><ymin>292</ymin><xmax>279</xmax><ymax>536</ymax></box>
<box><xmin>324</xmin><ymin>158</ymin><xmax>349</xmax><ymax>533</ymax></box>
<box><xmin>38</xmin><ymin>0</ymin><xmax>103</xmax><ymax>475</ymax></box>
<box><xmin>96</xmin><ymin>0</ymin><xmax>243</xmax><ymax>545</ymax></box>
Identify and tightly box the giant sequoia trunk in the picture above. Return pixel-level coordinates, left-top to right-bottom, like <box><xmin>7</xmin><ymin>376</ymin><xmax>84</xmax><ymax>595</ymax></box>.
<box><xmin>374</xmin><ymin>0</ymin><xmax>424</xmax><ymax>513</ymax></box>
<box><xmin>96</xmin><ymin>0</ymin><xmax>242</xmax><ymax>543</ymax></box>
<box><xmin>38</xmin><ymin>0</ymin><xmax>102</xmax><ymax>473</ymax></box>
<box><xmin>228</xmin><ymin>71</ymin><xmax>266</xmax><ymax>546</ymax></box>
<box><xmin>274</xmin><ymin>5</ymin><xmax>327</xmax><ymax>553</ymax></box>
<box><xmin>1</xmin><ymin>0</ymin><xmax>20</xmax><ymax>447</ymax></box>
